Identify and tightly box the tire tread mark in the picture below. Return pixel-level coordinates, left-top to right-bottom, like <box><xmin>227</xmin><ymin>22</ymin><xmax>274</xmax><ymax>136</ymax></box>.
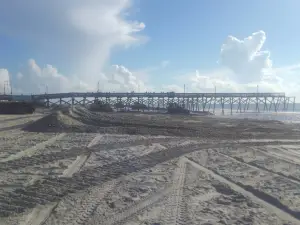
<box><xmin>0</xmin><ymin>137</ymin><xmax>178</xmax><ymax>172</ymax></box>
<box><xmin>96</xmin><ymin>186</ymin><xmax>172</xmax><ymax>225</ymax></box>
<box><xmin>47</xmin><ymin>181</ymin><xmax>115</xmax><ymax>225</ymax></box>
<box><xmin>163</xmin><ymin>158</ymin><xmax>187</xmax><ymax>225</ymax></box>
<box><xmin>184</xmin><ymin>156</ymin><xmax>300</xmax><ymax>223</ymax></box>
<box><xmin>1</xmin><ymin>141</ymin><xmax>296</xmax><ymax>218</ymax></box>
<box><xmin>217</xmin><ymin>148</ymin><xmax>300</xmax><ymax>185</ymax></box>
<box><xmin>0</xmin><ymin>133</ymin><xmax>66</xmax><ymax>163</ymax></box>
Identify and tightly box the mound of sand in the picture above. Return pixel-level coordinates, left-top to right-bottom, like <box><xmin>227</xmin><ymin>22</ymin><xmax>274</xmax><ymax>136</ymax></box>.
<box><xmin>22</xmin><ymin>111</ymin><xmax>84</xmax><ymax>133</ymax></box>
<box><xmin>21</xmin><ymin>106</ymin><xmax>300</xmax><ymax>140</ymax></box>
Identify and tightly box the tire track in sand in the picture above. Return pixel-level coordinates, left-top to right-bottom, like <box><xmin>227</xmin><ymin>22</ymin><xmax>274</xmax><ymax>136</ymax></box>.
<box><xmin>96</xmin><ymin>158</ymin><xmax>187</xmax><ymax>225</ymax></box>
<box><xmin>53</xmin><ymin>137</ymin><xmax>174</xmax><ymax>225</ymax></box>
<box><xmin>259</xmin><ymin>145</ymin><xmax>300</xmax><ymax>165</ymax></box>
<box><xmin>216</xmin><ymin>148</ymin><xmax>300</xmax><ymax>185</ymax></box>
<box><xmin>59</xmin><ymin>134</ymin><xmax>102</xmax><ymax>178</ymax></box>
<box><xmin>19</xmin><ymin>134</ymin><xmax>102</xmax><ymax>225</ymax></box>
<box><xmin>18</xmin><ymin>202</ymin><xmax>58</xmax><ymax>225</ymax></box>
<box><xmin>163</xmin><ymin>158</ymin><xmax>187</xmax><ymax>225</ymax></box>
<box><xmin>59</xmin><ymin>135</ymin><xmax>172</xmax><ymax>178</ymax></box>
<box><xmin>183</xmin><ymin>157</ymin><xmax>300</xmax><ymax>224</ymax></box>
<box><xmin>45</xmin><ymin>181</ymin><xmax>116</xmax><ymax>225</ymax></box>
<box><xmin>0</xmin><ymin>136</ymin><xmax>178</xmax><ymax>173</ymax></box>
<box><xmin>0</xmin><ymin>133</ymin><xmax>66</xmax><ymax>163</ymax></box>
<box><xmin>1</xmin><ymin>141</ymin><xmax>296</xmax><ymax>220</ymax></box>
<box><xmin>92</xmin><ymin>186</ymin><xmax>172</xmax><ymax>225</ymax></box>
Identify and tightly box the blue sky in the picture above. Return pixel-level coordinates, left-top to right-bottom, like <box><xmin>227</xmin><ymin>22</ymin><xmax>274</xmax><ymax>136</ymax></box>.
<box><xmin>113</xmin><ymin>0</ymin><xmax>300</xmax><ymax>94</ymax></box>
<box><xmin>113</xmin><ymin>0</ymin><xmax>300</xmax><ymax>68</ymax></box>
<box><xmin>0</xmin><ymin>0</ymin><xmax>300</xmax><ymax>97</ymax></box>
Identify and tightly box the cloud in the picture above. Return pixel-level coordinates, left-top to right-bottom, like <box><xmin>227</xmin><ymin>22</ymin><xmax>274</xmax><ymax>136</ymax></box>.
<box><xmin>0</xmin><ymin>69</ymin><xmax>11</xmax><ymax>94</ymax></box>
<box><xmin>108</xmin><ymin>65</ymin><xmax>149</xmax><ymax>92</ymax></box>
<box><xmin>6</xmin><ymin>59</ymin><xmax>148</xmax><ymax>94</ymax></box>
<box><xmin>220</xmin><ymin>30</ymin><xmax>272</xmax><ymax>83</ymax></box>
<box><xmin>174</xmin><ymin>69</ymin><xmax>242</xmax><ymax>93</ymax></box>
<box><xmin>13</xmin><ymin>59</ymin><xmax>82</xmax><ymax>94</ymax></box>
<box><xmin>173</xmin><ymin>64</ymin><xmax>300</xmax><ymax>98</ymax></box>
<box><xmin>1</xmin><ymin>24</ymin><xmax>300</xmax><ymax>101</ymax></box>
<box><xmin>0</xmin><ymin>0</ymin><xmax>146</xmax><ymax>87</ymax></box>
<box><xmin>168</xmin><ymin>30</ymin><xmax>299</xmax><ymax>99</ymax></box>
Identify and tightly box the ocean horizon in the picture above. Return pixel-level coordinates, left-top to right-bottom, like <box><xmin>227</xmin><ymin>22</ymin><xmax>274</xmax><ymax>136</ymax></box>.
<box><xmin>216</xmin><ymin>110</ymin><xmax>300</xmax><ymax>123</ymax></box>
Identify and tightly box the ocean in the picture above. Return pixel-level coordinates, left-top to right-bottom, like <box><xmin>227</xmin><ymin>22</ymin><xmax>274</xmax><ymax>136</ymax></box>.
<box><xmin>217</xmin><ymin>110</ymin><xmax>300</xmax><ymax>123</ymax></box>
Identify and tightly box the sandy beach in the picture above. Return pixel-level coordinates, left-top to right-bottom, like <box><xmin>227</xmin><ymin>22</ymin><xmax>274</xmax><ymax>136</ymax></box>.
<box><xmin>0</xmin><ymin>106</ymin><xmax>300</xmax><ymax>225</ymax></box>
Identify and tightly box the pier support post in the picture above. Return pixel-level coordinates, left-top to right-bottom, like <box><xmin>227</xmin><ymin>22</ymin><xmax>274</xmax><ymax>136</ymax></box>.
<box><xmin>293</xmin><ymin>97</ymin><xmax>296</xmax><ymax>112</ymax></box>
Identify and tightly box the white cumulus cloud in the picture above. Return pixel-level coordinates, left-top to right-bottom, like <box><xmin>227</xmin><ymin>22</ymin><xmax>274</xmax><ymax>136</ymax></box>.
<box><xmin>220</xmin><ymin>30</ymin><xmax>272</xmax><ymax>83</ymax></box>
<box><xmin>9</xmin><ymin>59</ymin><xmax>147</xmax><ymax>94</ymax></box>
<box><xmin>108</xmin><ymin>65</ymin><xmax>148</xmax><ymax>92</ymax></box>
<box><xmin>170</xmin><ymin>30</ymin><xmax>300</xmax><ymax>99</ymax></box>
<box><xmin>13</xmin><ymin>59</ymin><xmax>82</xmax><ymax>94</ymax></box>
<box><xmin>0</xmin><ymin>0</ymin><xmax>146</xmax><ymax>89</ymax></box>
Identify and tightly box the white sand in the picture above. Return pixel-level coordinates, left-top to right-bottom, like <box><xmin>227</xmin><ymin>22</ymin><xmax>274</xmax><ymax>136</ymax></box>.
<box><xmin>1</xmin><ymin>111</ymin><xmax>300</xmax><ymax>225</ymax></box>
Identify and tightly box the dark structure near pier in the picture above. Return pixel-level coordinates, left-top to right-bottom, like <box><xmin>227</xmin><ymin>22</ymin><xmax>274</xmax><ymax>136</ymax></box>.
<box><xmin>167</xmin><ymin>102</ymin><xmax>190</xmax><ymax>115</ymax></box>
<box><xmin>0</xmin><ymin>92</ymin><xmax>296</xmax><ymax>115</ymax></box>
<box><xmin>0</xmin><ymin>101</ymin><xmax>35</xmax><ymax>114</ymax></box>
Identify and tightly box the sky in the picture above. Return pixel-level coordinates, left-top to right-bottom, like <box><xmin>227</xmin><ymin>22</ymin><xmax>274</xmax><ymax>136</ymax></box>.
<box><xmin>0</xmin><ymin>0</ymin><xmax>300</xmax><ymax>100</ymax></box>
